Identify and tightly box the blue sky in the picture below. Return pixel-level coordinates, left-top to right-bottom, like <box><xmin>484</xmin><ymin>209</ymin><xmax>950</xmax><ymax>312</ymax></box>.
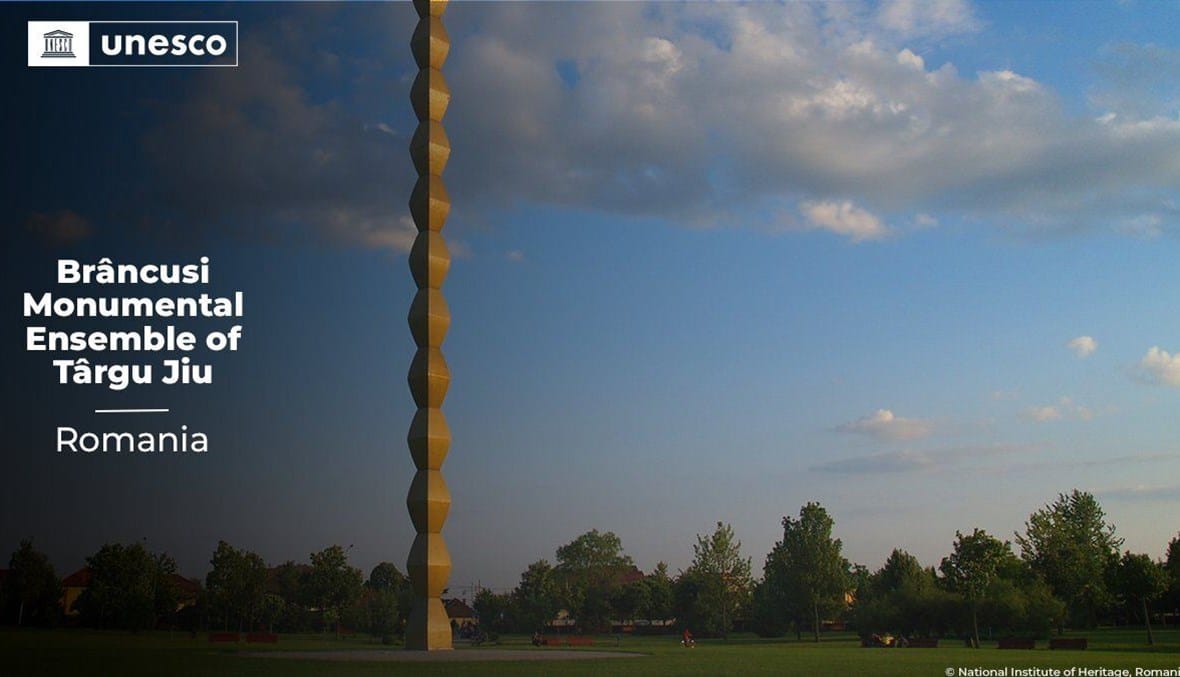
<box><xmin>4</xmin><ymin>0</ymin><xmax>1180</xmax><ymax>594</ymax></box>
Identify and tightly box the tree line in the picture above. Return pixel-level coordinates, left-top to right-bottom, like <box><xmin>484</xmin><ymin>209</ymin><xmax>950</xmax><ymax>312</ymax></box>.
<box><xmin>474</xmin><ymin>491</ymin><xmax>1178</xmax><ymax>645</ymax></box>
<box><xmin>0</xmin><ymin>539</ymin><xmax>414</xmax><ymax>643</ymax></box>
<box><xmin>3</xmin><ymin>489</ymin><xmax>1178</xmax><ymax>645</ymax></box>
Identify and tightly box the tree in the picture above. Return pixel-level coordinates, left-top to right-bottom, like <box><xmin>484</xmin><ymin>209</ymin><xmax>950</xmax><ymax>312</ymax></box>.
<box><xmin>1165</xmin><ymin>535</ymin><xmax>1180</xmax><ymax>613</ymax></box>
<box><xmin>304</xmin><ymin>546</ymin><xmax>363</xmax><ymax>635</ymax></box>
<box><xmin>205</xmin><ymin>540</ymin><xmax>268</xmax><ymax>631</ymax></box>
<box><xmin>368</xmin><ymin>562</ymin><xmax>406</xmax><ymax>592</ymax></box>
<box><xmin>554</xmin><ymin>530</ymin><xmax>635</xmax><ymax>631</ymax></box>
<box><xmin>1015</xmin><ymin>490</ymin><xmax>1122</xmax><ymax>629</ymax></box>
<box><xmin>611</xmin><ymin>579</ymin><xmax>650</xmax><ymax>624</ymax></box>
<box><xmin>854</xmin><ymin>545</ymin><xmax>1062</xmax><ymax>641</ymax></box>
<box><xmin>473</xmin><ymin>588</ymin><xmax>512</xmax><ymax>634</ymax></box>
<box><xmin>852</xmin><ymin>549</ymin><xmax>949</xmax><ymax>640</ymax></box>
<box><xmin>364</xmin><ymin>562</ymin><xmax>409</xmax><ymax>642</ymax></box>
<box><xmin>513</xmin><ymin>559</ymin><xmax>560</xmax><ymax>632</ymax></box>
<box><xmin>642</xmin><ymin>562</ymin><xmax>675</xmax><ymax>622</ymax></box>
<box><xmin>1117</xmin><ymin>552</ymin><xmax>1167</xmax><ymax>646</ymax></box>
<box><xmin>750</xmin><ymin>580</ymin><xmax>788</xmax><ymax>638</ymax></box>
<box><xmin>258</xmin><ymin>593</ymin><xmax>287</xmax><ymax>633</ymax></box>
<box><xmin>756</xmin><ymin>503</ymin><xmax>852</xmax><ymax>642</ymax></box>
<box><xmin>74</xmin><ymin>542</ymin><xmax>177</xmax><ymax>631</ymax></box>
<box><xmin>149</xmin><ymin>551</ymin><xmax>181</xmax><ymax>628</ymax></box>
<box><xmin>556</xmin><ymin>530</ymin><xmax>634</xmax><ymax>573</ymax></box>
<box><xmin>1166</xmin><ymin>535</ymin><xmax>1180</xmax><ymax>583</ymax></box>
<box><xmin>3</xmin><ymin>539</ymin><xmax>61</xmax><ymax>627</ymax></box>
<box><xmin>676</xmin><ymin>522</ymin><xmax>752</xmax><ymax>637</ymax></box>
<box><xmin>940</xmin><ymin>529</ymin><xmax>1017</xmax><ymax>648</ymax></box>
<box><xmin>269</xmin><ymin>560</ymin><xmax>312</xmax><ymax>632</ymax></box>
<box><xmin>874</xmin><ymin>549</ymin><xmax>926</xmax><ymax>595</ymax></box>
<box><xmin>975</xmin><ymin>576</ymin><xmax>1064</xmax><ymax>640</ymax></box>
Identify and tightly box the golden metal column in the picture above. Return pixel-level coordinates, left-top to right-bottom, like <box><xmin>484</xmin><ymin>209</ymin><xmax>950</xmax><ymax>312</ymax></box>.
<box><xmin>406</xmin><ymin>0</ymin><xmax>453</xmax><ymax>651</ymax></box>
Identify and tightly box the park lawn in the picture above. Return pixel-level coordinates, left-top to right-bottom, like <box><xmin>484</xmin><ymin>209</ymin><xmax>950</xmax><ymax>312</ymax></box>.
<box><xmin>2</xmin><ymin>628</ymin><xmax>1180</xmax><ymax>676</ymax></box>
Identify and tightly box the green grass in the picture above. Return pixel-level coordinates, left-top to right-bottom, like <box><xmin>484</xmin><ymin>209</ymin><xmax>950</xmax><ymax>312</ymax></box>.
<box><xmin>2</xmin><ymin>627</ymin><xmax>1179</xmax><ymax>676</ymax></box>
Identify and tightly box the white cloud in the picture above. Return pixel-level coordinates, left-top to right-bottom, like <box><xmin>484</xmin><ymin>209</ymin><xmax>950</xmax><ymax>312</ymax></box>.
<box><xmin>877</xmin><ymin>0</ymin><xmax>982</xmax><ymax>39</ymax></box>
<box><xmin>914</xmin><ymin>213</ymin><xmax>939</xmax><ymax>229</ymax></box>
<box><xmin>832</xmin><ymin>409</ymin><xmax>932</xmax><ymax>441</ymax></box>
<box><xmin>979</xmin><ymin>69</ymin><xmax>1042</xmax><ymax>95</ymax></box>
<box><xmin>1024</xmin><ymin>405</ymin><xmax>1061</xmax><ymax>423</ymax></box>
<box><xmin>1117</xmin><ymin>213</ymin><xmax>1163</xmax><ymax>238</ymax></box>
<box><xmin>811</xmin><ymin>443</ymin><xmax>1037</xmax><ymax>474</ymax></box>
<box><xmin>1022</xmin><ymin>396</ymin><xmax>1094</xmax><ymax>423</ymax></box>
<box><xmin>896</xmin><ymin>48</ymin><xmax>925</xmax><ymax>71</ymax></box>
<box><xmin>449</xmin><ymin>240</ymin><xmax>474</xmax><ymax>260</ymax></box>
<box><xmin>1090</xmin><ymin>43</ymin><xmax>1180</xmax><ymax>121</ymax></box>
<box><xmin>135</xmin><ymin>5</ymin><xmax>1180</xmax><ymax>249</ymax></box>
<box><xmin>800</xmin><ymin>200</ymin><xmax>890</xmax><ymax>242</ymax></box>
<box><xmin>1097</xmin><ymin>484</ymin><xmax>1180</xmax><ymax>502</ymax></box>
<box><xmin>812</xmin><ymin>449</ymin><xmax>935</xmax><ymax>474</ymax></box>
<box><xmin>139</xmin><ymin>24</ymin><xmax>420</xmax><ymax>253</ymax></box>
<box><xmin>325</xmin><ymin>212</ymin><xmax>416</xmax><ymax>253</ymax></box>
<box><xmin>788</xmin><ymin>78</ymin><xmax>891</xmax><ymax>121</ymax></box>
<box><xmin>994</xmin><ymin>451</ymin><xmax>1179</xmax><ymax>476</ymax></box>
<box><xmin>442</xmin><ymin>3</ymin><xmax>1180</xmax><ymax>239</ymax></box>
<box><xmin>1071</xmin><ymin>403</ymin><xmax>1095</xmax><ymax>424</ymax></box>
<box><xmin>1067</xmin><ymin>336</ymin><xmax>1098</xmax><ymax>358</ymax></box>
<box><xmin>506</xmin><ymin>249</ymin><xmax>525</xmax><ymax>262</ymax></box>
<box><xmin>364</xmin><ymin>122</ymin><xmax>397</xmax><ymax>137</ymax></box>
<box><xmin>1138</xmin><ymin>346</ymin><xmax>1180</xmax><ymax>386</ymax></box>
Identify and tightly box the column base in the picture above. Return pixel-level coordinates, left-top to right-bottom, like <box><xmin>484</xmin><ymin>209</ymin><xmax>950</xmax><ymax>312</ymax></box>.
<box><xmin>404</xmin><ymin>596</ymin><xmax>453</xmax><ymax>650</ymax></box>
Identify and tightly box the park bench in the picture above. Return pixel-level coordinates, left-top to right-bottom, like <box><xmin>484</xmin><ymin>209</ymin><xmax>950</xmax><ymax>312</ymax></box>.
<box><xmin>208</xmin><ymin>632</ymin><xmax>240</xmax><ymax>643</ymax></box>
<box><xmin>907</xmin><ymin>638</ymin><xmax>939</xmax><ymax>648</ymax></box>
<box><xmin>997</xmin><ymin>638</ymin><xmax>1036</xmax><ymax>649</ymax></box>
<box><xmin>1049</xmin><ymin>638</ymin><xmax>1087</xmax><ymax>650</ymax></box>
<box><xmin>245</xmin><ymin>632</ymin><xmax>279</xmax><ymax>644</ymax></box>
<box><xmin>565</xmin><ymin>636</ymin><xmax>594</xmax><ymax>646</ymax></box>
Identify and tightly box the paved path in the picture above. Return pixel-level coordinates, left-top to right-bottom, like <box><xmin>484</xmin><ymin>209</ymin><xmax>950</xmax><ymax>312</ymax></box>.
<box><xmin>244</xmin><ymin>649</ymin><xmax>644</xmax><ymax>662</ymax></box>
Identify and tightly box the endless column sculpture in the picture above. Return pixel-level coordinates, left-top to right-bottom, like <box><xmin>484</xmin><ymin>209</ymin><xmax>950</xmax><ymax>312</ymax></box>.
<box><xmin>406</xmin><ymin>0</ymin><xmax>453</xmax><ymax>651</ymax></box>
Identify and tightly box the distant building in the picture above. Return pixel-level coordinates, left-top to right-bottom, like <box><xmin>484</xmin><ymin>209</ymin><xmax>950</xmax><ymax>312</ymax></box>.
<box><xmin>61</xmin><ymin>567</ymin><xmax>92</xmax><ymax>616</ymax></box>
<box><xmin>618</xmin><ymin>566</ymin><xmax>645</xmax><ymax>586</ymax></box>
<box><xmin>546</xmin><ymin>608</ymin><xmax>576</xmax><ymax>629</ymax></box>
<box><xmin>445</xmin><ymin>598</ymin><xmax>477</xmax><ymax>626</ymax></box>
<box><xmin>169</xmin><ymin>574</ymin><xmax>202</xmax><ymax>609</ymax></box>
<box><xmin>59</xmin><ymin>567</ymin><xmax>202</xmax><ymax>616</ymax></box>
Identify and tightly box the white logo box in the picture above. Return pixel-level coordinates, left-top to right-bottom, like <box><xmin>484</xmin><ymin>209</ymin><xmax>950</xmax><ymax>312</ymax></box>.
<box><xmin>28</xmin><ymin>21</ymin><xmax>91</xmax><ymax>66</ymax></box>
<box><xmin>28</xmin><ymin>21</ymin><xmax>239</xmax><ymax>67</ymax></box>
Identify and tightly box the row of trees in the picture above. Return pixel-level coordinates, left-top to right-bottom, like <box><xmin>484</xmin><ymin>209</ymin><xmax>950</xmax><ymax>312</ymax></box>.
<box><xmin>0</xmin><ymin>539</ymin><xmax>414</xmax><ymax>642</ymax></box>
<box><xmin>0</xmin><ymin>540</ymin><xmax>180</xmax><ymax>631</ymax></box>
<box><xmin>469</xmin><ymin>521</ymin><xmax>799</xmax><ymax>639</ymax></box>
<box><xmin>191</xmin><ymin>541</ymin><xmax>414</xmax><ymax>641</ymax></box>
<box><xmin>472</xmin><ymin>491</ymin><xmax>1180</xmax><ymax>645</ymax></box>
<box><xmin>780</xmin><ymin>493</ymin><xmax>1176</xmax><ymax>646</ymax></box>
<box><xmin>203</xmin><ymin>541</ymin><xmax>374</xmax><ymax>635</ymax></box>
<box><xmin>4</xmin><ymin>489</ymin><xmax>1178</xmax><ymax>645</ymax></box>
<box><xmin>473</xmin><ymin>530</ymin><xmax>660</xmax><ymax>634</ymax></box>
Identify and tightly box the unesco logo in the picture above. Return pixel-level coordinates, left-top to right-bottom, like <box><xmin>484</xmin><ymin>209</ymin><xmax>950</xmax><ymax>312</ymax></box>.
<box><xmin>28</xmin><ymin>20</ymin><xmax>238</xmax><ymax>68</ymax></box>
<box><xmin>41</xmin><ymin>29</ymin><xmax>76</xmax><ymax>58</ymax></box>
